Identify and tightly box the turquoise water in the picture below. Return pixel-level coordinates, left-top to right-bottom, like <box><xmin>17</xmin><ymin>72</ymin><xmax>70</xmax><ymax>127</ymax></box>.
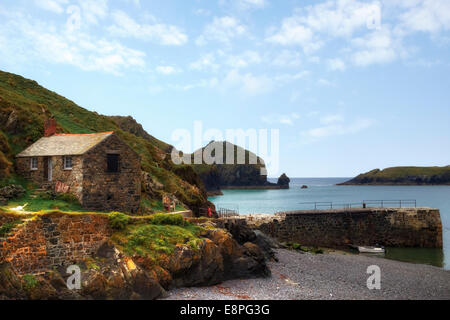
<box><xmin>209</xmin><ymin>178</ymin><xmax>450</xmax><ymax>269</ymax></box>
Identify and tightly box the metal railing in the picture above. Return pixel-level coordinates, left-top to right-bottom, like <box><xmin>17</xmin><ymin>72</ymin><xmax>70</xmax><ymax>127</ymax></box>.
<box><xmin>217</xmin><ymin>208</ymin><xmax>240</xmax><ymax>218</ymax></box>
<box><xmin>216</xmin><ymin>203</ymin><xmax>240</xmax><ymax>218</ymax></box>
<box><xmin>298</xmin><ymin>200</ymin><xmax>417</xmax><ymax>210</ymax></box>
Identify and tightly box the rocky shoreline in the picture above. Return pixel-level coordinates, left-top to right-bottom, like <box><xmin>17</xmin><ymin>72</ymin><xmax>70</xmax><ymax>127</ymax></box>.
<box><xmin>163</xmin><ymin>248</ymin><xmax>450</xmax><ymax>300</ymax></box>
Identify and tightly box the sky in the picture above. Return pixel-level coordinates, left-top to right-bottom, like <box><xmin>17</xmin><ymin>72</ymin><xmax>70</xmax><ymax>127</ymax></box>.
<box><xmin>0</xmin><ymin>0</ymin><xmax>449</xmax><ymax>177</ymax></box>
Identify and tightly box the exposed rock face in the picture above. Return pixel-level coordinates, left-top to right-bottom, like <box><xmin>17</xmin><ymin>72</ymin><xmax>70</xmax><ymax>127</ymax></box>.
<box><xmin>191</xmin><ymin>141</ymin><xmax>278</xmax><ymax>193</ymax></box>
<box><xmin>0</xmin><ymin>213</ymin><xmax>271</xmax><ymax>300</ymax></box>
<box><xmin>0</xmin><ymin>243</ymin><xmax>166</xmax><ymax>300</ymax></box>
<box><xmin>277</xmin><ymin>173</ymin><xmax>290</xmax><ymax>189</ymax></box>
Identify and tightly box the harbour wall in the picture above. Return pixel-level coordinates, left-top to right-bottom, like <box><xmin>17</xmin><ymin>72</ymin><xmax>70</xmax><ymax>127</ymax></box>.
<box><xmin>244</xmin><ymin>208</ymin><xmax>443</xmax><ymax>249</ymax></box>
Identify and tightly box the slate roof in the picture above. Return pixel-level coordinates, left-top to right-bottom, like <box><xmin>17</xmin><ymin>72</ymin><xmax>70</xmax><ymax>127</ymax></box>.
<box><xmin>16</xmin><ymin>132</ymin><xmax>114</xmax><ymax>157</ymax></box>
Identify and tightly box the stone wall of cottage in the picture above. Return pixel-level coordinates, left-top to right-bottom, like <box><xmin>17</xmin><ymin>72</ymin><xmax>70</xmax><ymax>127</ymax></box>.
<box><xmin>245</xmin><ymin>208</ymin><xmax>443</xmax><ymax>249</ymax></box>
<box><xmin>81</xmin><ymin>135</ymin><xmax>141</xmax><ymax>213</ymax></box>
<box><xmin>15</xmin><ymin>156</ymin><xmax>83</xmax><ymax>200</ymax></box>
<box><xmin>0</xmin><ymin>212</ymin><xmax>111</xmax><ymax>275</ymax></box>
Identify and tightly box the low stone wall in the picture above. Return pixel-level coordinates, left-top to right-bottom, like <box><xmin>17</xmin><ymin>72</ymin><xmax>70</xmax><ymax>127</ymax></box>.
<box><xmin>0</xmin><ymin>212</ymin><xmax>111</xmax><ymax>275</ymax></box>
<box><xmin>245</xmin><ymin>208</ymin><xmax>443</xmax><ymax>249</ymax></box>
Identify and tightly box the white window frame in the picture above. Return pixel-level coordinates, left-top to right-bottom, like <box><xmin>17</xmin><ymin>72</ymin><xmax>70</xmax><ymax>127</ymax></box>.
<box><xmin>64</xmin><ymin>156</ymin><xmax>73</xmax><ymax>170</ymax></box>
<box><xmin>30</xmin><ymin>157</ymin><xmax>38</xmax><ymax>171</ymax></box>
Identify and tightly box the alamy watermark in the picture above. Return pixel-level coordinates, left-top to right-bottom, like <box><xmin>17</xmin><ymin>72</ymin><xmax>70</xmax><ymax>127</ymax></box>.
<box><xmin>170</xmin><ymin>121</ymin><xmax>280</xmax><ymax>176</ymax></box>
<box><xmin>66</xmin><ymin>265</ymin><xmax>81</xmax><ymax>290</ymax></box>
<box><xmin>366</xmin><ymin>265</ymin><xmax>381</xmax><ymax>290</ymax></box>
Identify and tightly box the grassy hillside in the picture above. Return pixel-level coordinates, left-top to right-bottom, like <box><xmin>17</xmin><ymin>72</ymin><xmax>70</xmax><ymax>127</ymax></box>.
<box><xmin>340</xmin><ymin>166</ymin><xmax>450</xmax><ymax>185</ymax></box>
<box><xmin>0</xmin><ymin>70</ymin><xmax>209</xmax><ymax>214</ymax></box>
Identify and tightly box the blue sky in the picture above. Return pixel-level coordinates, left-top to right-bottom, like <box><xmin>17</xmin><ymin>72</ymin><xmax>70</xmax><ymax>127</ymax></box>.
<box><xmin>0</xmin><ymin>0</ymin><xmax>449</xmax><ymax>177</ymax></box>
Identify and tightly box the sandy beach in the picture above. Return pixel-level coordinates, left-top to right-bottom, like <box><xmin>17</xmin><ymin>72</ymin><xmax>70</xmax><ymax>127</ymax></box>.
<box><xmin>163</xmin><ymin>249</ymin><xmax>450</xmax><ymax>300</ymax></box>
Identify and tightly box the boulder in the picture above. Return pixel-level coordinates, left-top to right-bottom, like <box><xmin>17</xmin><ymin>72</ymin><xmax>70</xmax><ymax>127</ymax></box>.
<box><xmin>277</xmin><ymin>173</ymin><xmax>290</xmax><ymax>189</ymax></box>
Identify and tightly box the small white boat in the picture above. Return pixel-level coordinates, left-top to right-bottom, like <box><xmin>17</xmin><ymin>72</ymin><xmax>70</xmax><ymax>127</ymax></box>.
<box><xmin>358</xmin><ymin>246</ymin><xmax>385</xmax><ymax>254</ymax></box>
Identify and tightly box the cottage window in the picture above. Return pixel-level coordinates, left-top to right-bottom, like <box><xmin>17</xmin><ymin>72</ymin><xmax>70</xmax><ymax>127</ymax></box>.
<box><xmin>64</xmin><ymin>156</ymin><xmax>73</xmax><ymax>170</ymax></box>
<box><xmin>107</xmin><ymin>154</ymin><xmax>119</xmax><ymax>173</ymax></box>
<box><xmin>30</xmin><ymin>157</ymin><xmax>38</xmax><ymax>170</ymax></box>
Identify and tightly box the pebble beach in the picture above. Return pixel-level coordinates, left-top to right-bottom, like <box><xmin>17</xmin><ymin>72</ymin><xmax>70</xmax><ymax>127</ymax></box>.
<box><xmin>163</xmin><ymin>249</ymin><xmax>450</xmax><ymax>300</ymax></box>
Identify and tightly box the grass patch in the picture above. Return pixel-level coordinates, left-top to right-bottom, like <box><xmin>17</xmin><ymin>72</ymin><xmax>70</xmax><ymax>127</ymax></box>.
<box><xmin>0</xmin><ymin>220</ymin><xmax>23</xmax><ymax>237</ymax></box>
<box><xmin>112</xmin><ymin>222</ymin><xmax>205</xmax><ymax>263</ymax></box>
<box><xmin>109</xmin><ymin>212</ymin><xmax>130</xmax><ymax>230</ymax></box>
<box><xmin>140</xmin><ymin>198</ymin><xmax>187</xmax><ymax>214</ymax></box>
<box><xmin>22</xmin><ymin>274</ymin><xmax>39</xmax><ymax>290</ymax></box>
<box><xmin>3</xmin><ymin>190</ymin><xmax>85</xmax><ymax>212</ymax></box>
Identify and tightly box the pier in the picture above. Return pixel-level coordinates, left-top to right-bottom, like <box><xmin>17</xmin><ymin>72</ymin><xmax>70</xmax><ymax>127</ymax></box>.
<box><xmin>243</xmin><ymin>207</ymin><xmax>443</xmax><ymax>249</ymax></box>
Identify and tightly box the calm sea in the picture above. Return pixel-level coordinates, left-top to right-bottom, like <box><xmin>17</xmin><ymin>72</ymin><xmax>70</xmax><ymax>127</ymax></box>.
<box><xmin>209</xmin><ymin>178</ymin><xmax>450</xmax><ymax>270</ymax></box>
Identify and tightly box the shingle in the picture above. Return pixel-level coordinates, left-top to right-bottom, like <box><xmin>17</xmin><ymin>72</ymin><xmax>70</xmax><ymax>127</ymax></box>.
<box><xmin>16</xmin><ymin>132</ymin><xmax>114</xmax><ymax>157</ymax></box>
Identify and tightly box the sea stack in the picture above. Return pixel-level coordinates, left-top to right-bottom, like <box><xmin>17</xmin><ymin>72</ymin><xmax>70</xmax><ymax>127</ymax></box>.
<box><xmin>277</xmin><ymin>173</ymin><xmax>290</xmax><ymax>189</ymax></box>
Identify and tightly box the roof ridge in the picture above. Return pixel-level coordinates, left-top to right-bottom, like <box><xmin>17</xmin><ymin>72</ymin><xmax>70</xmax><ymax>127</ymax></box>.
<box><xmin>54</xmin><ymin>131</ymin><xmax>114</xmax><ymax>137</ymax></box>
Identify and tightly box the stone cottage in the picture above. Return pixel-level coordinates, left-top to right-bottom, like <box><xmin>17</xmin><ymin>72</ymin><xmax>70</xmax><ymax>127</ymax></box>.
<box><xmin>15</xmin><ymin>119</ymin><xmax>141</xmax><ymax>213</ymax></box>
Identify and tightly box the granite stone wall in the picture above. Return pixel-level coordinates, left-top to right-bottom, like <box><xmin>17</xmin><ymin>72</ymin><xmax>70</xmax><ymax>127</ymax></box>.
<box><xmin>0</xmin><ymin>212</ymin><xmax>111</xmax><ymax>275</ymax></box>
<box><xmin>16</xmin><ymin>156</ymin><xmax>83</xmax><ymax>199</ymax></box>
<box><xmin>81</xmin><ymin>135</ymin><xmax>141</xmax><ymax>213</ymax></box>
<box><xmin>246</xmin><ymin>208</ymin><xmax>443</xmax><ymax>249</ymax></box>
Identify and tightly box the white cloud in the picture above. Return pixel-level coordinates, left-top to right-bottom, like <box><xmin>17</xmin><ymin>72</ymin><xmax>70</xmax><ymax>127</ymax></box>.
<box><xmin>196</xmin><ymin>16</ymin><xmax>247</xmax><ymax>45</ymax></box>
<box><xmin>397</xmin><ymin>0</ymin><xmax>450</xmax><ymax>34</ymax></box>
<box><xmin>156</xmin><ymin>66</ymin><xmax>179</xmax><ymax>75</ymax></box>
<box><xmin>0</xmin><ymin>11</ymin><xmax>146</xmax><ymax>75</ymax></box>
<box><xmin>226</xmin><ymin>50</ymin><xmax>262</xmax><ymax>68</ymax></box>
<box><xmin>108</xmin><ymin>10</ymin><xmax>188</xmax><ymax>46</ymax></box>
<box><xmin>34</xmin><ymin>0</ymin><xmax>69</xmax><ymax>14</ymax></box>
<box><xmin>327</xmin><ymin>58</ymin><xmax>346</xmax><ymax>71</ymax></box>
<box><xmin>220</xmin><ymin>0</ymin><xmax>267</xmax><ymax>11</ymax></box>
<box><xmin>261</xmin><ymin>113</ymin><xmax>300</xmax><ymax>126</ymax></box>
<box><xmin>274</xmin><ymin>71</ymin><xmax>310</xmax><ymax>83</ymax></box>
<box><xmin>302</xmin><ymin>118</ymin><xmax>374</xmax><ymax>139</ymax></box>
<box><xmin>222</xmin><ymin>69</ymin><xmax>273</xmax><ymax>95</ymax></box>
<box><xmin>320</xmin><ymin>114</ymin><xmax>345</xmax><ymax>124</ymax></box>
<box><xmin>189</xmin><ymin>53</ymin><xmax>220</xmax><ymax>72</ymax></box>
<box><xmin>266</xmin><ymin>0</ymin><xmax>382</xmax><ymax>53</ymax></box>
<box><xmin>351</xmin><ymin>28</ymin><xmax>398</xmax><ymax>66</ymax></box>
<box><xmin>272</xmin><ymin>50</ymin><xmax>302</xmax><ymax>67</ymax></box>
<box><xmin>317</xmin><ymin>78</ymin><xmax>334</xmax><ymax>86</ymax></box>
<box><xmin>77</xmin><ymin>0</ymin><xmax>108</xmax><ymax>25</ymax></box>
<box><xmin>266</xmin><ymin>18</ymin><xmax>318</xmax><ymax>52</ymax></box>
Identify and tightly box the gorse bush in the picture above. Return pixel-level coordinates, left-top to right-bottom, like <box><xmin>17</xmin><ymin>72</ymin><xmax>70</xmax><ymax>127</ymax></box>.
<box><xmin>109</xmin><ymin>212</ymin><xmax>130</xmax><ymax>230</ymax></box>
<box><xmin>150</xmin><ymin>213</ymin><xmax>186</xmax><ymax>226</ymax></box>
<box><xmin>22</xmin><ymin>274</ymin><xmax>38</xmax><ymax>290</ymax></box>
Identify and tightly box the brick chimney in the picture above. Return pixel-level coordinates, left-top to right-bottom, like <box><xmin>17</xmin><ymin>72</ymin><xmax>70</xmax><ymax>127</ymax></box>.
<box><xmin>44</xmin><ymin>118</ymin><xmax>57</xmax><ymax>137</ymax></box>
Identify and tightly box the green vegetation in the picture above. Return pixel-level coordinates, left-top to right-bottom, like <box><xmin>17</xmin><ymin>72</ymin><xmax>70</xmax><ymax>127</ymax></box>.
<box><xmin>22</xmin><ymin>274</ymin><xmax>39</xmax><ymax>290</ymax></box>
<box><xmin>149</xmin><ymin>212</ymin><xmax>185</xmax><ymax>226</ymax></box>
<box><xmin>140</xmin><ymin>197</ymin><xmax>186</xmax><ymax>214</ymax></box>
<box><xmin>108</xmin><ymin>212</ymin><xmax>130</xmax><ymax>230</ymax></box>
<box><xmin>0</xmin><ymin>70</ymin><xmax>208</xmax><ymax>213</ymax></box>
<box><xmin>341</xmin><ymin>166</ymin><xmax>450</xmax><ymax>185</ymax></box>
<box><xmin>0</xmin><ymin>220</ymin><xmax>23</xmax><ymax>237</ymax></box>
<box><xmin>285</xmin><ymin>242</ymin><xmax>324</xmax><ymax>254</ymax></box>
<box><xmin>4</xmin><ymin>190</ymin><xmax>85</xmax><ymax>212</ymax></box>
<box><xmin>112</xmin><ymin>220</ymin><xmax>205</xmax><ymax>262</ymax></box>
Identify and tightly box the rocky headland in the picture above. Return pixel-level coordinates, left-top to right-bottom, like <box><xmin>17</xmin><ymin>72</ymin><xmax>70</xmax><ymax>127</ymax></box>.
<box><xmin>340</xmin><ymin>166</ymin><xmax>450</xmax><ymax>185</ymax></box>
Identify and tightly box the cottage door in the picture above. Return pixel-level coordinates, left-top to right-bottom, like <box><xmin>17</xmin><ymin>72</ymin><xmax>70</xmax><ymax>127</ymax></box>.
<box><xmin>48</xmin><ymin>157</ymin><xmax>53</xmax><ymax>182</ymax></box>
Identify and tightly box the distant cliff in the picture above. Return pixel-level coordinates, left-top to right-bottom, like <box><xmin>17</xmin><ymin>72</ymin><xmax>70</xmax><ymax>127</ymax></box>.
<box><xmin>191</xmin><ymin>141</ymin><xmax>289</xmax><ymax>193</ymax></box>
<box><xmin>340</xmin><ymin>166</ymin><xmax>450</xmax><ymax>185</ymax></box>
